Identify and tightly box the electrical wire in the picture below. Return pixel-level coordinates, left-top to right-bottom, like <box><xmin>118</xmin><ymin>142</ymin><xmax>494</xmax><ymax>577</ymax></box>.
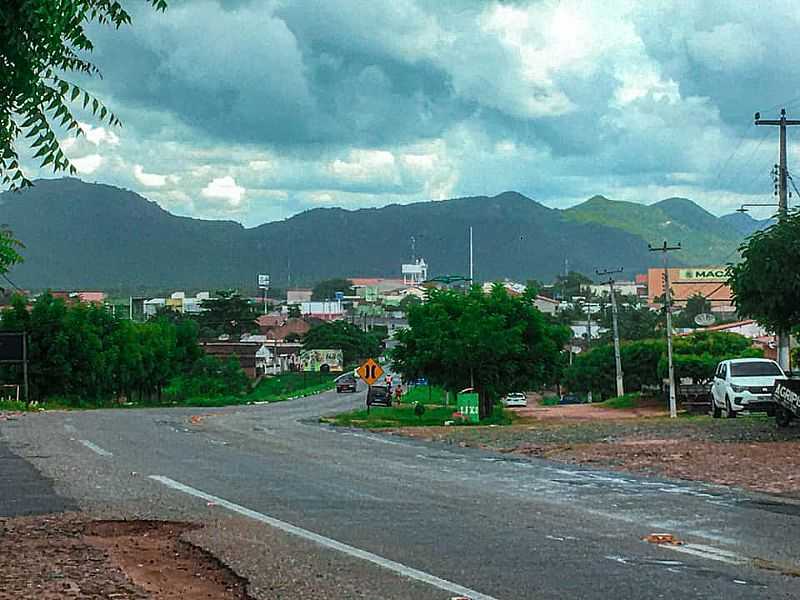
<box><xmin>1</xmin><ymin>273</ymin><xmax>23</xmax><ymax>293</ymax></box>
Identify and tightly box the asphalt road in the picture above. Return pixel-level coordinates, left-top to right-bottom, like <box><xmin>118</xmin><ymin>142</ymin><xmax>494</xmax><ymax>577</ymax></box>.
<box><xmin>3</xmin><ymin>385</ymin><xmax>800</xmax><ymax>599</ymax></box>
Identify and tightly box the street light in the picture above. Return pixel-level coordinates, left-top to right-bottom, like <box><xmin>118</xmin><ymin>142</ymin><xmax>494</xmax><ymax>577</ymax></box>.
<box><xmin>736</xmin><ymin>202</ymin><xmax>779</xmax><ymax>213</ymax></box>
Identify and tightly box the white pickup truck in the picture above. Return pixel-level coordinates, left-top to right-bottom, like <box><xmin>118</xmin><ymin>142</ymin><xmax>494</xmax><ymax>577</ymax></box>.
<box><xmin>711</xmin><ymin>358</ymin><xmax>785</xmax><ymax>418</ymax></box>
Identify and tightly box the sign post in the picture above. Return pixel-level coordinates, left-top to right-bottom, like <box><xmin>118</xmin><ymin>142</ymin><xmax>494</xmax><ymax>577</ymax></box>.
<box><xmin>357</xmin><ymin>358</ymin><xmax>384</xmax><ymax>413</ymax></box>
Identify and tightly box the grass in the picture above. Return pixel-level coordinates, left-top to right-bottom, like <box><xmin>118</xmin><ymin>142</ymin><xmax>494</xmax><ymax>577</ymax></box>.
<box><xmin>400</xmin><ymin>385</ymin><xmax>446</xmax><ymax>405</ymax></box>
<box><xmin>541</xmin><ymin>395</ymin><xmax>560</xmax><ymax>406</ymax></box>
<box><xmin>596</xmin><ymin>392</ymin><xmax>642</xmax><ymax>410</ymax></box>
<box><xmin>324</xmin><ymin>402</ymin><xmax>516</xmax><ymax>429</ymax></box>
<box><xmin>13</xmin><ymin>371</ymin><xmax>339</xmax><ymax>411</ymax></box>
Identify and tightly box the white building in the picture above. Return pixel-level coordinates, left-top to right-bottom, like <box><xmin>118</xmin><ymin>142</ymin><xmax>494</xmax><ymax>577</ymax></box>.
<box><xmin>402</xmin><ymin>258</ymin><xmax>428</xmax><ymax>285</ymax></box>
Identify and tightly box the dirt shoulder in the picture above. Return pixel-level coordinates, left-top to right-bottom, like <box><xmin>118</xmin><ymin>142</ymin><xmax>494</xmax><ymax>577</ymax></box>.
<box><xmin>392</xmin><ymin>409</ymin><xmax>800</xmax><ymax>497</ymax></box>
<box><xmin>0</xmin><ymin>514</ymin><xmax>252</xmax><ymax>600</ymax></box>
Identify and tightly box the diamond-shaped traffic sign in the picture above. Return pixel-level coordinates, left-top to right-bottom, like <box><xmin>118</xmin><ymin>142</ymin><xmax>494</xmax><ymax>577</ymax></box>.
<box><xmin>357</xmin><ymin>358</ymin><xmax>384</xmax><ymax>386</ymax></box>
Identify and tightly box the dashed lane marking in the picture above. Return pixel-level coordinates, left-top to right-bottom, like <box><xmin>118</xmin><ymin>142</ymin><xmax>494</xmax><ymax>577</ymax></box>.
<box><xmin>78</xmin><ymin>439</ymin><xmax>113</xmax><ymax>457</ymax></box>
<box><xmin>149</xmin><ymin>475</ymin><xmax>501</xmax><ymax>600</ymax></box>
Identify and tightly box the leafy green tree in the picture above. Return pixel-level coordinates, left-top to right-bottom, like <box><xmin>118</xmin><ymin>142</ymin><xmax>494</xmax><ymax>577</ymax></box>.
<box><xmin>674</xmin><ymin>293</ymin><xmax>712</xmax><ymax>329</ymax></box>
<box><xmin>598</xmin><ymin>297</ymin><xmax>660</xmax><ymax>341</ymax></box>
<box><xmin>303</xmin><ymin>320</ymin><xmax>381</xmax><ymax>365</ymax></box>
<box><xmin>392</xmin><ymin>285</ymin><xmax>570</xmax><ymax>418</ymax></box>
<box><xmin>728</xmin><ymin>213</ymin><xmax>800</xmax><ymax>335</ymax></box>
<box><xmin>0</xmin><ymin>0</ymin><xmax>167</xmax><ymax>189</ymax></box>
<box><xmin>0</xmin><ymin>227</ymin><xmax>22</xmax><ymax>276</ymax></box>
<box><xmin>554</xmin><ymin>271</ymin><xmax>592</xmax><ymax>300</ymax></box>
<box><xmin>399</xmin><ymin>294</ymin><xmax>422</xmax><ymax>313</ymax></box>
<box><xmin>287</xmin><ymin>304</ymin><xmax>302</xmax><ymax>318</ymax></box>
<box><xmin>312</xmin><ymin>278</ymin><xmax>353</xmax><ymax>301</ymax></box>
<box><xmin>198</xmin><ymin>290</ymin><xmax>257</xmax><ymax>338</ymax></box>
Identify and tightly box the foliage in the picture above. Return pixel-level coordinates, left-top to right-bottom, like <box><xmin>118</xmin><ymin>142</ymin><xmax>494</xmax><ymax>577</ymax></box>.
<box><xmin>326</xmin><ymin>403</ymin><xmax>515</xmax><ymax>428</ymax></box>
<box><xmin>563</xmin><ymin>339</ymin><xmax>664</xmax><ymax>399</ymax></box>
<box><xmin>673</xmin><ymin>293</ymin><xmax>712</xmax><ymax>329</ymax></box>
<box><xmin>597</xmin><ymin>392</ymin><xmax>641</xmax><ymax>409</ymax></box>
<box><xmin>303</xmin><ymin>320</ymin><xmax>382</xmax><ymax>365</ymax></box>
<box><xmin>312</xmin><ymin>278</ymin><xmax>353</xmax><ymax>301</ymax></box>
<box><xmin>658</xmin><ymin>331</ymin><xmax>763</xmax><ymax>383</ymax></box>
<box><xmin>0</xmin><ymin>227</ymin><xmax>23</xmax><ymax>275</ymax></box>
<box><xmin>0</xmin><ymin>292</ymin><xmax>240</xmax><ymax>405</ymax></box>
<box><xmin>198</xmin><ymin>290</ymin><xmax>258</xmax><ymax>338</ymax></box>
<box><xmin>598</xmin><ymin>297</ymin><xmax>661</xmax><ymax>341</ymax></box>
<box><xmin>399</xmin><ymin>294</ymin><xmax>422</xmax><ymax>313</ymax></box>
<box><xmin>729</xmin><ymin>212</ymin><xmax>800</xmax><ymax>334</ymax></box>
<box><xmin>0</xmin><ymin>0</ymin><xmax>167</xmax><ymax>189</ymax></box>
<box><xmin>401</xmin><ymin>385</ymin><xmax>445</xmax><ymax>405</ymax></box>
<box><xmin>247</xmin><ymin>371</ymin><xmax>336</xmax><ymax>402</ymax></box>
<box><xmin>287</xmin><ymin>304</ymin><xmax>302</xmax><ymax>318</ymax></box>
<box><xmin>163</xmin><ymin>355</ymin><xmax>248</xmax><ymax>403</ymax></box>
<box><xmin>554</xmin><ymin>271</ymin><xmax>593</xmax><ymax>300</ymax></box>
<box><xmin>564</xmin><ymin>331</ymin><xmax>762</xmax><ymax>398</ymax></box>
<box><xmin>391</xmin><ymin>285</ymin><xmax>570</xmax><ymax>417</ymax></box>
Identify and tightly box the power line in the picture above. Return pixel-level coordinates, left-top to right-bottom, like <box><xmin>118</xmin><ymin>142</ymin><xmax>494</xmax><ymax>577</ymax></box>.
<box><xmin>1</xmin><ymin>273</ymin><xmax>23</xmax><ymax>293</ymax></box>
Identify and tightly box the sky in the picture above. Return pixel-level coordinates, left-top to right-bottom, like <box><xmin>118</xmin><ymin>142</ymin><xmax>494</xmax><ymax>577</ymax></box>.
<box><xmin>22</xmin><ymin>0</ymin><xmax>800</xmax><ymax>226</ymax></box>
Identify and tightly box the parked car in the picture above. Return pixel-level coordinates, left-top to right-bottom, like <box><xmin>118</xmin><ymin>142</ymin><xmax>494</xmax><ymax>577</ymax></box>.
<box><xmin>711</xmin><ymin>358</ymin><xmax>785</xmax><ymax>418</ymax></box>
<box><xmin>559</xmin><ymin>394</ymin><xmax>583</xmax><ymax>405</ymax></box>
<box><xmin>502</xmin><ymin>392</ymin><xmax>527</xmax><ymax>407</ymax></box>
<box><xmin>335</xmin><ymin>374</ymin><xmax>357</xmax><ymax>393</ymax></box>
<box><xmin>366</xmin><ymin>384</ymin><xmax>391</xmax><ymax>407</ymax></box>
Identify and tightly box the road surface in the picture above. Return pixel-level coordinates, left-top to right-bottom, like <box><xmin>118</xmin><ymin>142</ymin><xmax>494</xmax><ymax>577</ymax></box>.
<box><xmin>2</xmin><ymin>385</ymin><xmax>800</xmax><ymax>599</ymax></box>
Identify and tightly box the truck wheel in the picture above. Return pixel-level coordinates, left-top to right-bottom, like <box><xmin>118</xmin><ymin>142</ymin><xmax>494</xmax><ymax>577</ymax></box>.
<box><xmin>711</xmin><ymin>397</ymin><xmax>721</xmax><ymax>418</ymax></box>
<box><xmin>725</xmin><ymin>396</ymin><xmax>737</xmax><ymax>419</ymax></box>
<box><xmin>776</xmin><ymin>406</ymin><xmax>793</xmax><ymax>428</ymax></box>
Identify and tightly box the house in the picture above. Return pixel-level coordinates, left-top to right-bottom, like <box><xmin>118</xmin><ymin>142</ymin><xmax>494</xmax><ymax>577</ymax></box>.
<box><xmin>534</xmin><ymin>295</ymin><xmax>559</xmax><ymax>315</ymax></box>
<box><xmin>240</xmin><ymin>338</ymin><xmax>304</xmax><ymax>374</ymax></box>
<box><xmin>264</xmin><ymin>318</ymin><xmax>312</xmax><ymax>341</ymax></box>
<box><xmin>287</xmin><ymin>289</ymin><xmax>313</xmax><ymax>304</ymax></box>
<box><xmin>257</xmin><ymin>312</ymin><xmax>285</xmax><ymax>333</ymax></box>
<box><xmin>299</xmin><ymin>300</ymin><xmax>345</xmax><ymax>321</ymax></box>
<box><xmin>200</xmin><ymin>342</ymin><xmax>262</xmax><ymax>379</ymax></box>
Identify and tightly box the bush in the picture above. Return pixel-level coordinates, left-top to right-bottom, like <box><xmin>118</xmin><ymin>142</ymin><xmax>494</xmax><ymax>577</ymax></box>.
<box><xmin>163</xmin><ymin>356</ymin><xmax>249</xmax><ymax>403</ymax></box>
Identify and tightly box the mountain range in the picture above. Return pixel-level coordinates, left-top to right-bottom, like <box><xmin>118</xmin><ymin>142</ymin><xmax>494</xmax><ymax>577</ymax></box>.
<box><xmin>0</xmin><ymin>178</ymin><xmax>768</xmax><ymax>293</ymax></box>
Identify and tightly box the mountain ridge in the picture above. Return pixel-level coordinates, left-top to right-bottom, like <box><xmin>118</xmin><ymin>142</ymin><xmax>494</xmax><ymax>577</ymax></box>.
<box><xmin>0</xmin><ymin>178</ymin><xmax>765</xmax><ymax>291</ymax></box>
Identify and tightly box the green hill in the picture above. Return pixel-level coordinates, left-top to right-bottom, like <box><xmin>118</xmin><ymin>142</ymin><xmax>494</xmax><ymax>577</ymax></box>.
<box><xmin>564</xmin><ymin>195</ymin><xmax>741</xmax><ymax>264</ymax></box>
<box><xmin>0</xmin><ymin>179</ymin><xmax>758</xmax><ymax>292</ymax></box>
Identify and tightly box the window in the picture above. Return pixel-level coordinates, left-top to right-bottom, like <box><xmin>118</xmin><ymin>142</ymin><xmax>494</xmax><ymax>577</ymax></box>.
<box><xmin>730</xmin><ymin>361</ymin><xmax>783</xmax><ymax>377</ymax></box>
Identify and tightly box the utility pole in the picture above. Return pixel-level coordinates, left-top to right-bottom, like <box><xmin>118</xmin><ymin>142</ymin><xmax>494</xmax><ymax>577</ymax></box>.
<box><xmin>649</xmin><ymin>241</ymin><xmax>681</xmax><ymax>418</ymax></box>
<box><xmin>469</xmin><ymin>226</ymin><xmax>474</xmax><ymax>284</ymax></box>
<box><xmin>597</xmin><ymin>267</ymin><xmax>624</xmax><ymax>398</ymax></box>
<box><xmin>755</xmin><ymin>108</ymin><xmax>800</xmax><ymax>370</ymax></box>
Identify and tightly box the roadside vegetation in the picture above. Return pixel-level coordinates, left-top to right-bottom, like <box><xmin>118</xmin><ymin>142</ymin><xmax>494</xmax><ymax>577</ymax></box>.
<box><xmin>0</xmin><ymin>293</ymin><xmax>337</xmax><ymax>410</ymax></box>
<box><xmin>324</xmin><ymin>403</ymin><xmax>515</xmax><ymax>429</ymax></box>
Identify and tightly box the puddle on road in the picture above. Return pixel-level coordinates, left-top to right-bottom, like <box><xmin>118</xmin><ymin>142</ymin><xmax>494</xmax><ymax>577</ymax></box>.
<box><xmin>736</xmin><ymin>499</ymin><xmax>800</xmax><ymax>517</ymax></box>
<box><xmin>606</xmin><ymin>555</ymin><xmax>767</xmax><ymax>589</ymax></box>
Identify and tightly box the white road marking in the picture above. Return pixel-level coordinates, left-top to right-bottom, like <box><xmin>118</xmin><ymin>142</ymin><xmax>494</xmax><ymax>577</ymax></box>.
<box><xmin>661</xmin><ymin>543</ymin><xmax>747</xmax><ymax>565</ymax></box>
<box><xmin>78</xmin><ymin>440</ymin><xmax>113</xmax><ymax>457</ymax></box>
<box><xmin>149</xmin><ymin>475</ymin><xmax>500</xmax><ymax>600</ymax></box>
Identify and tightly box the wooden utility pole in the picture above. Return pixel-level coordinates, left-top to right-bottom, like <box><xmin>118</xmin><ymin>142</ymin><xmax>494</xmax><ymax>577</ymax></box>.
<box><xmin>597</xmin><ymin>268</ymin><xmax>624</xmax><ymax>398</ymax></box>
<box><xmin>754</xmin><ymin>108</ymin><xmax>800</xmax><ymax>369</ymax></box>
<box><xmin>649</xmin><ymin>241</ymin><xmax>681</xmax><ymax>418</ymax></box>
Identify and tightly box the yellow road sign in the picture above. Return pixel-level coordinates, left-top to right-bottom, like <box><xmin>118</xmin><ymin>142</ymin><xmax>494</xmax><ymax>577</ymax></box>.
<box><xmin>357</xmin><ymin>358</ymin><xmax>384</xmax><ymax>386</ymax></box>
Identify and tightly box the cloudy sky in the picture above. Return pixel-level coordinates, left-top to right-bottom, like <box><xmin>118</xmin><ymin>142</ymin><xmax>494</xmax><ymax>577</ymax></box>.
<box><xmin>23</xmin><ymin>0</ymin><xmax>800</xmax><ymax>225</ymax></box>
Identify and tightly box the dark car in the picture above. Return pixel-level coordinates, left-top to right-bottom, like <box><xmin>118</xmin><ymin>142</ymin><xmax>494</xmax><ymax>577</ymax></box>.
<box><xmin>336</xmin><ymin>375</ymin><xmax>357</xmax><ymax>393</ymax></box>
<box><xmin>366</xmin><ymin>384</ymin><xmax>391</xmax><ymax>407</ymax></box>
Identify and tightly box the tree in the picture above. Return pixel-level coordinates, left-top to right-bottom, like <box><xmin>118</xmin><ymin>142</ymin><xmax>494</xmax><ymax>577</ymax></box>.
<box><xmin>554</xmin><ymin>271</ymin><xmax>592</xmax><ymax>300</ymax></box>
<box><xmin>287</xmin><ymin>304</ymin><xmax>302</xmax><ymax>318</ymax></box>
<box><xmin>399</xmin><ymin>294</ymin><xmax>422</xmax><ymax>313</ymax></box>
<box><xmin>302</xmin><ymin>320</ymin><xmax>381</xmax><ymax>365</ymax></box>
<box><xmin>0</xmin><ymin>0</ymin><xmax>167</xmax><ymax>189</ymax></box>
<box><xmin>392</xmin><ymin>285</ymin><xmax>570</xmax><ymax>418</ymax></box>
<box><xmin>598</xmin><ymin>297</ymin><xmax>660</xmax><ymax>341</ymax></box>
<box><xmin>198</xmin><ymin>290</ymin><xmax>257</xmax><ymax>339</ymax></box>
<box><xmin>0</xmin><ymin>227</ymin><xmax>22</xmax><ymax>276</ymax></box>
<box><xmin>728</xmin><ymin>213</ymin><xmax>800</xmax><ymax>335</ymax></box>
<box><xmin>312</xmin><ymin>278</ymin><xmax>353</xmax><ymax>301</ymax></box>
<box><xmin>674</xmin><ymin>293</ymin><xmax>712</xmax><ymax>329</ymax></box>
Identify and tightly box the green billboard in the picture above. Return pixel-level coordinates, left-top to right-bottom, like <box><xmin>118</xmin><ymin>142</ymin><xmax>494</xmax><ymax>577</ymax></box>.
<box><xmin>457</xmin><ymin>391</ymin><xmax>480</xmax><ymax>424</ymax></box>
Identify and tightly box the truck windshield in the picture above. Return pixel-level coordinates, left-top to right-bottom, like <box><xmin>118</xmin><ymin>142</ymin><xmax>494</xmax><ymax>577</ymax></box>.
<box><xmin>730</xmin><ymin>362</ymin><xmax>783</xmax><ymax>377</ymax></box>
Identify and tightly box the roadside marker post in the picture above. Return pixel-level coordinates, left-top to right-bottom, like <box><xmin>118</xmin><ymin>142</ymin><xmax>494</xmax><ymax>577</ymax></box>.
<box><xmin>357</xmin><ymin>358</ymin><xmax>384</xmax><ymax>414</ymax></box>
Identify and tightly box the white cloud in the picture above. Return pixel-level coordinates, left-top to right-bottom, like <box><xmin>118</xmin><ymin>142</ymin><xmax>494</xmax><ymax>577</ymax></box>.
<box><xmin>328</xmin><ymin>150</ymin><xmax>398</xmax><ymax>184</ymax></box>
<box><xmin>71</xmin><ymin>154</ymin><xmax>104</xmax><ymax>174</ymax></box>
<box><xmin>201</xmin><ymin>176</ymin><xmax>246</xmax><ymax>209</ymax></box>
<box><xmin>78</xmin><ymin>122</ymin><xmax>120</xmax><ymax>147</ymax></box>
<box><xmin>133</xmin><ymin>165</ymin><xmax>168</xmax><ymax>187</ymax></box>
